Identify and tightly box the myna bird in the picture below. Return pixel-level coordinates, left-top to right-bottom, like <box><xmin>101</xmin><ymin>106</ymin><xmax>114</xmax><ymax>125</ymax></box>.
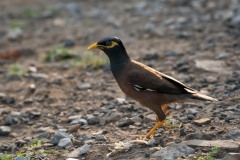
<box><xmin>88</xmin><ymin>37</ymin><xmax>218</xmax><ymax>138</ymax></box>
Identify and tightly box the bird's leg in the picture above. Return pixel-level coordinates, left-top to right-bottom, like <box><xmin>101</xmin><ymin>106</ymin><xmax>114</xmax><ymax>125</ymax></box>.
<box><xmin>130</xmin><ymin>104</ymin><xmax>173</xmax><ymax>139</ymax></box>
<box><xmin>145</xmin><ymin>120</ymin><xmax>165</xmax><ymax>139</ymax></box>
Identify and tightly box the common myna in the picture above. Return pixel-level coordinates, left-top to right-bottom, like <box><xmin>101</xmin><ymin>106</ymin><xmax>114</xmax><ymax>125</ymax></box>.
<box><xmin>88</xmin><ymin>37</ymin><xmax>218</xmax><ymax>138</ymax></box>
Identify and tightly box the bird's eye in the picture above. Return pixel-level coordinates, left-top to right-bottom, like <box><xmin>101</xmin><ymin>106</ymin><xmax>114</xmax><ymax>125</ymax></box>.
<box><xmin>107</xmin><ymin>41</ymin><xmax>112</xmax><ymax>46</ymax></box>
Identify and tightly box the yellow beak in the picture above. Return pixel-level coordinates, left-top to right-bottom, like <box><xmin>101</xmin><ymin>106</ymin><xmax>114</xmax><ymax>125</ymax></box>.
<box><xmin>87</xmin><ymin>43</ymin><xmax>98</xmax><ymax>49</ymax></box>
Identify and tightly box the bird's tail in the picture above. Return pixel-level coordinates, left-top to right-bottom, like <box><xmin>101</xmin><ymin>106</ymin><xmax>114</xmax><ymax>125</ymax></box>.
<box><xmin>191</xmin><ymin>92</ymin><xmax>218</xmax><ymax>102</ymax></box>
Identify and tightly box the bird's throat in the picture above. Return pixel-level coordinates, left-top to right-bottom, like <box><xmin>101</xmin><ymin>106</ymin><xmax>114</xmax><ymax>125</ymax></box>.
<box><xmin>105</xmin><ymin>49</ymin><xmax>130</xmax><ymax>78</ymax></box>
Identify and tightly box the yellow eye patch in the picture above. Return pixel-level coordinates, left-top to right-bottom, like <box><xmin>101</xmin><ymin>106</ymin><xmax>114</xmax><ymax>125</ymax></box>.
<box><xmin>105</xmin><ymin>41</ymin><xmax>118</xmax><ymax>49</ymax></box>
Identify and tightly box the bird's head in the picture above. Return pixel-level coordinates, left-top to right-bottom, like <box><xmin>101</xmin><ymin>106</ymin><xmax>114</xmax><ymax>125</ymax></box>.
<box><xmin>87</xmin><ymin>37</ymin><xmax>127</xmax><ymax>56</ymax></box>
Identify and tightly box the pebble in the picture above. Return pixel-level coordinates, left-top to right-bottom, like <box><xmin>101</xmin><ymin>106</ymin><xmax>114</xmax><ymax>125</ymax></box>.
<box><xmin>151</xmin><ymin>143</ymin><xmax>195</xmax><ymax>159</ymax></box>
<box><xmin>76</xmin><ymin>83</ymin><xmax>92</xmax><ymax>90</ymax></box>
<box><xmin>66</xmin><ymin>158</ymin><xmax>79</xmax><ymax>160</ymax></box>
<box><xmin>58</xmin><ymin>138</ymin><xmax>72</xmax><ymax>148</ymax></box>
<box><xmin>230</xmin><ymin>15</ymin><xmax>240</xmax><ymax>28</ymax></box>
<box><xmin>95</xmin><ymin>134</ymin><xmax>107</xmax><ymax>141</ymax></box>
<box><xmin>70</xmin><ymin>118</ymin><xmax>88</xmax><ymax>125</ymax></box>
<box><xmin>117</xmin><ymin>118</ymin><xmax>134</xmax><ymax>127</ymax></box>
<box><xmin>7</xmin><ymin>28</ymin><xmax>22</xmax><ymax>41</ymax></box>
<box><xmin>226</xmin><ymin>130</ymin><xmax>240</xmax><ymax>139</ymax></box>
<box><xmin>14</xmin><ymin>156</ymin><xmax>27</xmax><ymax>160</ymax></box>
<box><xmin>185</xmin><ymin>140</ymin><xmax>240</xmax><ymax>151</ymax></box>
<box><xmin>68</xmin><ymin>144</ymin><xmax>91</xmax><ymax>158</ymax></box>
<box><xmin>187</xmin><ymin>108</ymin><xmax>198</xmax><ymax>115</ymax></box>
<box><xmin>185</xmin><ymin>132</ymin><xmax>216</xmax><ymax>140</ymax></box>
<box><xmin>165</xmin><ymin>51</ymin><xmax>182</xmax><ymax>57</ymax></box>
<box><xmin>116</xmin><ymin>98</ymin><xmax>126</xmax><ymax>104</ymax></box>
<box><xmin>0</xmin><ymin>126</ymin><xmax>11</xmax><ymax>136</ymax></box>
<box><xmin>193</xmin><ymin>118</ymin><xmax>211</xmax><ymax>126</ymax></box>
<box><xmin>6</xmin><ymin>96</ymin><xmax>15</xmax><ymax>104</ymax></box>
<box><xmin>86</xmin><ymin>115</ymin><xmax>99</xmax><ymax>125</ymax></box>
<box><xmin>11</xmin><ymin>111</ymin><xmax>21</xmax><ymax>116</ymax></box>
<box><xmin>223</xmin><ymin>153</ymin><xmax>240</xmax><ymax>160</ymax></box>
<box><xmin>206</xmin><ymin>76</ymin><xmax>218</xmax><ymax>83</ymax></box>
<box><xmin>50</xmin><ymin>131</ymin><xmax>71</xmax><ymax>145</ymax></box>
<box><xmin>3</xmin><ymin>116</ymin><xmax>17</xmax><ymax>126</ymax></box>
<box><xmin>106</xmin><ymin>112</ymin><xmax>122</xmax><ymax>122</ymax></box>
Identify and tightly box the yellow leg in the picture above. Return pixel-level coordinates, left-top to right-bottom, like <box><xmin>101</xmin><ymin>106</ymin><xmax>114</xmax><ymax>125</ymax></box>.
<box><xmin>145</xmin><ymin>120</ymin><xmax>165</xmax><ymax>138</ymax></box>
<box><xmin>130</xmin><ymin>104</ymin><xmax>172</xmax><ymax>139</ymax></box>
<box><xmin>162</xmin><ymin>104</ymin><xmax>168</xmax><ymax>112</ymax></box>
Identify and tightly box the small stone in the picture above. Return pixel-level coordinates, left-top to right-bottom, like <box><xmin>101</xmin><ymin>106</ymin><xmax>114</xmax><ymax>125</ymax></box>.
<box><xmin>14</xmin><ymin>156</ymin><xmax>27</xmax><ymax>160</ymax></box>
<box><xmin>193</xmin><ymin>118</ymin><xmax>211</xmax><ymax>126</ymax></box>
<box><xmin>95</xmin><ymin>134</ymin><xmax>107</xmax><ymax>141</ymax></box>
<box><xmin>185</xmin><ymin>132</ymin><xmax>216</xmax><ymax>140</ymax></box>
<box><xmin>116</xmin><ymin>98</ymin><xmax>126</xmax><ymax>104</ymax></box>
<box><xmin>68</xmin><ymin>144</ymin><xmax>91</xmax><ymax>158</ymax></box>
<box><xmin>6</xmin><ymin>96</ymin><xmax>15</xmax><ymax>104</ymax></box>
<box><xmin>50</xmin><ymin>131</ymin><xmax>71</xmax><ymax>145</ymax></box>
<box><xmin>145</xmin><ymin>114</ymin><xmax>156</xmax><ymax>122</ymax></box>
<box><xmin>11</xmin><ymin>112</ymin><xmax>21</xmax><ymax>116</ymax></box>
<box><xmin>28</xmin><ymin>66</ymin><xmax>37</xmax><ymax>73</ymax></box>
<box><xmin>185</xmin><ymin>140</ymin><xmax>240</xmax><ymax>151</ymax></box>
<box><xmin>66</xmin><ymin>158</ymin><xmax>79</xmax><ymax>160</ymax></box>
<box><xmin>76</xmin><ymin>83</ymin><xmax>92</xmax><ymax>90</ymax></box>
<box><xmin>223</xmin><ymin>153</ymin><xmax>240</xmax><ymax>160</ymax></box>
<box><xmin>7</xmin><ymin>28</ymin><xmax>22</xmax><ymax>41</ymax></box>
<box><xmin>151</xmin><ymin>143</ymin><xmax>195</xmax><ymax>159</ymax></box>
<box><xmin>29</xmin><ymin>84</ymin><xmax>36</xmax><ymax>90</ymax></box>
<box><xmin>86</xmin><ymin>115</ymin><xmax>99</xmax><ymax>125</ymax></box>
<box><xmin>187</xmin><ymin>108</ymin><xmax>198</xmax><ymax>115</ymax></box>
<box><xmin>117</xmin><ymin>118</ymin><xmax>134</xmax><ymax>127</ymax></box>
<box><xmin>61</xmin><ymin>39</ymin><xmax>75</xmax><ymax>48</ymax></box>
<box><xmin>58</xmin><ymin>138</ymin><xmax>72</xmax><ymax>148</ymax></box>
<box><xmin>206</xmin><ymin>76</ymin><xmax>218</xmax><ymax>83</ymax></box>
<box><xmin>0</xmin><ymin>126</ymin><xmax>11</xmax><ymax>136</ymax></box>
<box><xmin>152</xmin><ymin>137</ymin><xmax>164</xmax><ymax>147</ymax></box>
<box><xmin>68</xmin><ymin>115</ymin><xmax>82</xmax><ymax>121</ymax></box>
<box><xmin>28</xmin><ymin>110</ymin><xmax>41</xmax><ymax>119</ymax></box>
<box><xmin>226</xmin><ymin>130</ymin><xmax>240</xmax><ymax>139</ymax></box>
<box><xmin>3</xmin><ymin>116</ymin><xmax>12</xmax><ymax>126</ymax></box>
<box><xmin>70</xmin><ymin>118</ymin><xmax>88</xmax><ymax>125</ymax></box>
<box><xmin>230</xmin><ymin>15</ymin><xmax>240</xmax><ymax>28</ymax></box>
<box><xmin>106</xmin><ymin>112</ymin><xmax>122</xmax><ymax>122</ymax></box>
<box><xmin>165</xmin><ymin>51</ymin><xmax>182</xmax><ymax>57</ymax></box>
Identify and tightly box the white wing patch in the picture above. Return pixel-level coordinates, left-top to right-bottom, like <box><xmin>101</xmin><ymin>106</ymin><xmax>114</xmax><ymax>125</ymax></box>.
<box><xmin>133</xmin><ymin>84</ymin><xmax>157</xmax><ymax>92</ymax></box>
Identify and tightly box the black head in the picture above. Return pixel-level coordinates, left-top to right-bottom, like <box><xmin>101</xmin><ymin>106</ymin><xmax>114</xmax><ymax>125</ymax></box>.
<box><xmin>87</xmin><ymin>37</ymin><xmax>128</xmax><ymax>57</ymax></box>
<box><xmin>88</xmin><ymin>37</ymin><xmax>130</xmax><ymax>76</ymax></box>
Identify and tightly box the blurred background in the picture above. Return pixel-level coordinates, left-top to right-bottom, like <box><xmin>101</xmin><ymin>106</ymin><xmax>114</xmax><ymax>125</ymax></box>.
<box><xmin>0</xmin><ymin>0</ymin><xmax>239</xmax><ymax>159</ymax></box>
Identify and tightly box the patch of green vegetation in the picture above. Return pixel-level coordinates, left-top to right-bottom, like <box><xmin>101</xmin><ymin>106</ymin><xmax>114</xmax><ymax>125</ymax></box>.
<box><xmin>0</xmin><ymin>153</ymin><xmax>14</xmax><ymax>160</ymax></box>
<box><xmin>45</xmin><ymin>45</ymin><xmax>77</xmax><ymax>62</ymax></box>
<box><xmin>22</xmin><ymin>8</ymin><xmax>41</xmax><ymax>19</ymax></box>
<box><xmin>164</xmin><ymin>118</ymin><xmax>180</xmax><ymax>128</ymax></box>
<box><xmin>9</xmin><ymin>20</ymin><xmax>25</xmax><ymax>29</ymax></box>
<box><xmin>0</xmin><ymin>139</ymin><xmax>65</xmax><ymax>159</ymax></box>
<box><xmin>197</xmin><ymin>146</ymin><xmax>221</xmax><ymax>160</ymax></box>
<box><xmin>45</xmin><ymin>45</ymin><xmax>109</xmax><ymax>69</ymax></box>
<box><xmin>8</xmin><ymin>64</ymin><xmax>27</xmax><ymax>76</ymax></box>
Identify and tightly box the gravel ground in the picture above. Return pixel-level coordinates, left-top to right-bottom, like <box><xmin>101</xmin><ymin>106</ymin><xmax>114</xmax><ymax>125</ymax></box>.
<box><xmin>0</xmin><ymin>0</ymin><xmax>239</xmax><ymax>159</ymax></box>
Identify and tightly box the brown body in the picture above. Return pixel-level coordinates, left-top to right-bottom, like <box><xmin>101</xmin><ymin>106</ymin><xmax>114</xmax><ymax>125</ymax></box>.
<box><xmin>114</xmin><ymin>60</ymin><xmax>198</xmax><ymax>121</ymax></box>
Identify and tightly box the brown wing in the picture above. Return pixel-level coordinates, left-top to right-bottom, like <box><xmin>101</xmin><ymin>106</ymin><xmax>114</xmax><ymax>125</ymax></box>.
<box><xmin>129</xmin><ymin>60</ymin><xmax>196</xmax><ymax>94</ymax></box>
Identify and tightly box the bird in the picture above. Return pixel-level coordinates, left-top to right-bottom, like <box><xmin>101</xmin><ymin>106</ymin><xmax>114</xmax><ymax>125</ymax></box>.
<box><xmin>87</xmin><ymin>37</ymin><xmax>218</xmax><ymax>139</ymax></box>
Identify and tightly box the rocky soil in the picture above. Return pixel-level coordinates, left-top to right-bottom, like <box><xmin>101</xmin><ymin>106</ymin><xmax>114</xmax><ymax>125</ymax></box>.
<box><xmin>0</xmin><ymin>0</ymin><xmax>239</xmax><ymax>159</ymax></box>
